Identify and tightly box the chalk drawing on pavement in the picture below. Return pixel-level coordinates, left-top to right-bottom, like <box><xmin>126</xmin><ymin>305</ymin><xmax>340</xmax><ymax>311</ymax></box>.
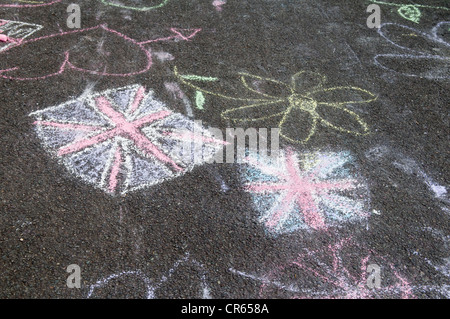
<box><xmin>0</xmin><ymin>0</ymin><xmax>61</xmax><ymax>8</ymax></box>
<box><xmin>139</xmin><ymin>28</ymin><xmax>202</xmax><ymax>44</ymax></box>
<box><xmin>213</xmin><ymin>0</ymin><xmax>226</xmax><ymax>12</ymax></box>
<box><xmin>231</xmin><ymin>236</ymin><xmax>414</xmax><ymax>299</ymax></box>
<box><xmin>242</xmin><ymin>148</ymin><xmax>370</xmax><ymax>235</ymax></box>
<box><xmin>369</xmin><ymin>1</ymin><xmax>450</xmax><ymax>24</ymax></box>
<box><xmin>87</xmin><ymin>253</ymin><xmax>211</xmax><ymax>298</ymax></box>
<box><xmin>0</xmin><ymin>0</ymin><xmax>167</xmax><ymax>10</ymax></box>
<box><xmin>99</xmin><ymin>0</ymin><xmax>169</xmax><ymax>11</ymax></box>
<box><xmin>419</xmin><ymin>230</ymin><xmax>450</xmax><ymax>296</ymax></box>
<box><xmin>30</xmin><ymin>85</ymin><xmax>225</xmax><ymax>195</ymax></box>
<box><xmin>0</xmin><ymin>26</ymin><xmax>201</xmax><ymax>81</ymax></box>
<box><xmin>0</xmin><ymin>19</ymin><xmax>42</xmax><ymax>52</ymax></box>
<box><xmin>174</xmin><ymin>66</ymin><xmax>377</xmax><ymax>144</ymax></box>
<box><xmin>164</xmin><ymin>82</ymin><xmax>194</xmax><ymax>118</ymax></box>
<box><xmin>364</xmin><ymin>145</ymin><xmax>449</xmax><ymax>210</ymax></box>
<box><xmin>375</xmin><ymin>22</ymin><xmax>450</xmax><ymax>79</ymax></box>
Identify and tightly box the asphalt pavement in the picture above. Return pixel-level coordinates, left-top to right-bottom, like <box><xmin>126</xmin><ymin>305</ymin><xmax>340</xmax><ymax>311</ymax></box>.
<box><xmin>0</xmin><ymin>0</ymin><xmax>449</xmax><ymax>299</ymax></box>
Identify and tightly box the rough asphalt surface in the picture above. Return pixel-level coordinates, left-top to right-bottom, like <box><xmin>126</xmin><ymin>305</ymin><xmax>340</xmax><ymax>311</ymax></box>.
<box><xmin>0</xmin><ymin>0</ymin><xmax>449</xmax><ymax>299</ymax></box>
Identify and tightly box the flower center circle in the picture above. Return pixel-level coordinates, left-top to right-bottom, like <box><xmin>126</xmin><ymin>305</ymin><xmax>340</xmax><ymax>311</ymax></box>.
<box><xmin>289</xmin><ymin>95</ymin><xmax>317</xmax><ymax>112</ymax></box>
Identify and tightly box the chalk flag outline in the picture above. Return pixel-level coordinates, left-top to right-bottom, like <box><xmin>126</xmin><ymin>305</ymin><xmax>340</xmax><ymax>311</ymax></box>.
<box><xmin>31</xmin><ymin>85</ymin><xmax>225</xmax><ymax>195</ymax></box>
<box><xmin>242</xmin><ymin>148</ymin><xmax>370</xmax><ymax>235</ymax></box>
<box><xmin>375</xmin><ymin>21</ymin><xmax>450</xmax><ymax>79</ymax></box>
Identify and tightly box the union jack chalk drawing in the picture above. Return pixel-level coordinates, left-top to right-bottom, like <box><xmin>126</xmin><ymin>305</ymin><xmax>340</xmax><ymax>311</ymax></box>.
<box><xmin>31</xmin><ymin>85</ymin><xmax>225</xmax><ymax>195</ymax></box>
<box><xmin>242</xmin><ymin>148</ymin><xmax>370</xmax><ymax>235</ymax></box>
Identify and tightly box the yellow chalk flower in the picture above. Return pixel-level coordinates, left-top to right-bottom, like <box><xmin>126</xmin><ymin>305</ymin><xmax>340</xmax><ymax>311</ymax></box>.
<box><xmin>175</xmin><ymin>67</ymin><xmax>377</xmax><ymax>144</ymax></box>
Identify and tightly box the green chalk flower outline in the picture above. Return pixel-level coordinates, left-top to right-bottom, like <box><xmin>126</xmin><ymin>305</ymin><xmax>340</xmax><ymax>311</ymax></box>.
<box><xmin>370</xmin><ymin>1</ymin><xmax>450</xmax><ymax>24</ymax></box>
<box><xmin>100</xmin><ymin>0</ymin><xmax>169</xmax><ymax>11</ymax></box>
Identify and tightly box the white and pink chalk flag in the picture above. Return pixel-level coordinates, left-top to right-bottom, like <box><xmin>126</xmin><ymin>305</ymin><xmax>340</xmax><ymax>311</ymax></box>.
<box><xmin>242</xmin><ymin>148</ymin><xmax>371</xmax><ymax>235</ymax></box>
<box><xmin>30</xmin><ymin>85</ymin><xmax>225</xmax><ymax>195</ymax></box>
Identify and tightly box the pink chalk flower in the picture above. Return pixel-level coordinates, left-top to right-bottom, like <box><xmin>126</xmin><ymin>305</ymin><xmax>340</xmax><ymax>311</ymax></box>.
<box><xmin>31</xmin><ymin>85</ymin><xmax>225</xmax><ymax>195</ymax></box>
<box><xmin>258</xmin><ymin>237</ymin><xmax>414</xmax><ymax>299</ymax></box>
<box><xmin>243</xmin><ymin>148</ymin><xmax>370</xmax><ymax>235</ymax></box>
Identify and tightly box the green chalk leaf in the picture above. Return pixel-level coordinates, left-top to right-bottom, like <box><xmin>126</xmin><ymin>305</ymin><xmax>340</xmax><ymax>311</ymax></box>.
<box><xmin>398</xmin><ymin>5</ymin><xmax>421</xmax><ymax>24</ymax></box>
<box><xmin>195</xmin><ymin>91</ymin><xmax>205</xmax><ymax>110</ymax></box>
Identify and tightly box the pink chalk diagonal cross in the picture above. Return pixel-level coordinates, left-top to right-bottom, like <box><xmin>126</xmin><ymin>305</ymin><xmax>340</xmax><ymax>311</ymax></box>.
<box><xmin>243</xmin><ymin>148</ymin><xmax>370</xmax><ymax>234</ymax></box>
<box><xmin>31</xmin><ymin>85</ymin><xmax>224</xmax><ymax>195</ymax></box>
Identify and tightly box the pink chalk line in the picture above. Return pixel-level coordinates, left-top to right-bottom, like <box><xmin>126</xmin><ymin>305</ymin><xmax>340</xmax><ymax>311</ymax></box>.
<box><xmin>108</xmin><ymin>146</ymin><xmax>123</xmax><ymax>193</ymax></box>
<box><xmin>212</xmin><ymin>0</ymin><xmax>226</xmax><ymax>12</ymax></box>
<box><xmin>0</xmin><ymin>0</ymin><xmax>61</xmax><ymax>8</ymax></box>
<box><xmin>139</xmin><ymin>28</ymin><xmax>202</xmax><ymax>45</ymax></box>
<box><xmin>0</xmin><ymin>24</ymin><xmax>152</xmax><ymax>80</ymax></box>
<box><xmin>0</xmin><ymin>26</ymin><xmax>202</xmax><ymax>81</ymax></box>
<box><xmin>57</xmin><ymin>95</ymin><xmax>182</xmax><ymax>171</ymax></box>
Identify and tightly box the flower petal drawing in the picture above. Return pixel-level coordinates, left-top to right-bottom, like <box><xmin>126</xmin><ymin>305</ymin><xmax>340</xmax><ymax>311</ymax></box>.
<box><xmin>31</xmin><ymin>85</ymin><xmax>224</xmax><ymax>195</ymax></box>
<box><xmin>278</xmin><ymin>105</ymin><xmax>317</xmax><ymax>144</ymax></box>
<box><xmin>375</xmin><ymin>22</ymin><xmax>450</xmax><ymax>79</ymax></box>
<box><xmin>221</xmin><ymin>100</ymin><xmax>287</xmax><ymax>123</ymax></box>
<box><xmin>242</xmin><ymin>148</ymin><xmax>370</xmax><ymax>235</ymax></box>
<box><xmin>290</xmin><ymin>70</ymin><xmax>326</xmax><ymax>93</ymax></box>
<box><xmin>375</xmin><ymin>54</ymin><xmax>450</xmax><ymax>79</ymax></box>
<box><xmin>239</xmin><ymin>72</ymin><xmax>292</xmax><ymax>98</ymax></box>
<box><xmin>315</xmin><ymin>103</ymin><xmax>369</xmax><ymax>136</ymax></box>
<box><xmin>432</xmin><ymin>21</ymin><xmax>450</xmax><ymax>44</ymax></box>
<box><xmin>307</xmin><ymin>86</ymin><xmax>378</xmax><ymax>106</ymax></box>
<box><xmin>378</xmin><ymin>23</ymin><xmax>449</xmax><ymax>55</ymax></box>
